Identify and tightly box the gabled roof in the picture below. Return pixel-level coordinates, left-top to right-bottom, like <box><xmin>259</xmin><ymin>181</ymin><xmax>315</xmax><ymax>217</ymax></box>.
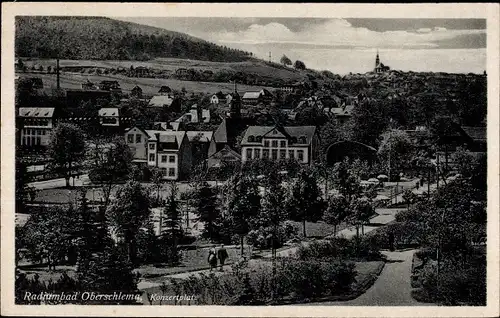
<box><xmin>132</xmin><ymin>85</ymin><xmax>142</xmax><ymax>91</ymax></box>
<box><xmin>145</xmin><ymin>130</ymin><xmax>186</xmax><ymax>150</ymax></box>
<box><xmin>213</xmin><ymin>118</ymin><xmax>228</xmax><ymax>143</ymax></box>
<box><xmin>460</xmin><ymin>126</ymin><xmax>486</xmax><ymax>143</ymax></box>
<box><xmin>18</xmin><ymin>107</ymin><xmax>55</xmax><ymax>118</ymax></box>
<box><xmin>186</xmin><ymin>131</ymin><xmax>214</xmax><ymax>143</ymax></box>
<box><xmin>149</xmin><ymin>95</ymin><xmax>174</xmax><ymax>107</ymax></box>
<box><xmin>242</xmin><ymin>92</ymin><xmax>262</xmax><ymax>99</ymax></box>
<box><xmin>98</xmin><ymin>108</ymin><xmax>119</xmax><ymax>117</ymax></box>
<box><xmin>241</xmin><ymin>125</ymin><xmax>316</xmax><ymax>145</ymax></box>
<box><xmin>208</xmin><ymin>145</ymin><xmax>241</xmax><ymax>160</ymax></box>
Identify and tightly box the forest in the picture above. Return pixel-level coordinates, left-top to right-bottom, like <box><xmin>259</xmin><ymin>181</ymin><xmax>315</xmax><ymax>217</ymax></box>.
<box><xmin>15</xmin><ymin>16</ymin><xmax>253</xmax><ymax>62</ymax></box>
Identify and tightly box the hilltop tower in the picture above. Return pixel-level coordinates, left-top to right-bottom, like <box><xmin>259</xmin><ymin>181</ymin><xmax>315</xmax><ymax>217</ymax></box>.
<box><xmin>375</xmin><ymin>50</ymin><xmax>380</xmax><ymax>68</ymax></box>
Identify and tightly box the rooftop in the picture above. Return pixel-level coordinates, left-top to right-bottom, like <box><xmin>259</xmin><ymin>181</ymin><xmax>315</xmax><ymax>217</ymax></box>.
<box><xmin>18</xmin><ymin>107</ymin><xmax>55</xmax><ymax>118</ymax></box>
<box><xmin>241</xmin><ymin>125</ymin><xmax>316</xmax><ymax>145</ymax></box>
<box><xmin>98</xmin><ymin>108</ymin><xmax>119</xmax><ymax>117</ymax></box>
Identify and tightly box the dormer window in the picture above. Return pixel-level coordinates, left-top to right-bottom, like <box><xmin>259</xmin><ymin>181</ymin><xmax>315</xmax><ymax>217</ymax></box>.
<box><xmin>248</xmin><ymin>135</ymin><xmax>255</xmax><ymax>142</ymax></box>
<box><xmin>298</xmin><ymin>136</ymin><xmax>307</xmax><ymax>144</ymax></box>
<box><xmin>256</xmin><ymin>136</ymin><xmax>262</xmax><ymax>142</ymax></box>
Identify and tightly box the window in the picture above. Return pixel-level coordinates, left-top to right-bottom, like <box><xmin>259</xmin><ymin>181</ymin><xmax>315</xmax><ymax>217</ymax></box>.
<box><xmin>272</xmin><ymin>149</ymin><xmax>278</xmax><ymax>160</ymax></box>
<box><xmin>263</xmin><ymin>149</ymin><xmax>269</xmax><ymax>159</ymax></box>
<box><xmin>297</xmin><ymin>150</ymin><xmax>304</xmax><ymax>161</ymax></box>
<box><xmin>272</xmin><ymin>140</ymin><xmax>278</xmax><ymax>147</ymax></box>
<box><xmin>288</xmin><ymin>150</ymin><xmax>294</xmax><ymax>159</ymax></box>
<box><xmin>280</xmin><ymin>140</ymin><xmax>286</xmax><ymax>148</ymax></box>
<box><xmin>248</xmin><ymin>135</ymin><xmax>255</xmax><ymax>142</ymax></box>
<box><xmin>149</xmin><ymin>143</ymin><xmax>155</xmax><ymax>150</ymax></box>
<box><xmin>169</xmin><ymin>155</ymin><xmax>176</xmax><ymax>163</ymax></box>
<box><xmin>36</xmin><ymin>137</ymin><xmax>41</xmax><ymax>145</ymax></box>
<box><xmin>149</xmin><ymin>154</ymin><xmax>155</xmax><ymax>162</ymax></box>
<box><xmin>254</xmin><ymin>148</ymin><xmax>261</xmax><ymax>159</ymax></box>
<box><xmin>168</xmin><ymin>168</ymin><xmax>176</xmax><ymax>177</ymax></box>
<box><xmin>102</xmin><ymin>118</ymin><xmax>117</xmax><ymax>124</ymax></box>
<box><xmin>280</xmin><ymin>149</ymin><xmax>286</xmax><ymax>159</ymax></box>
<box><xmin>264</xmin><ymin>140</ymin><xmax>270</xmax><ymax>147</ymax></box>
<box><xmin>256</xmin><ymin>136</ymin><xmax>262</xmax><ymax>143</ymax></box>
<box><xmin>161</xmin><ymin>155</ymin><xmax>167</xmax><ymax>163</ymax></box>
<box><xmin>298</xmin><ymin>136</ymin><xmax>307</xmax><ymax>144</ymax></box>
<box><xmin>136</xmin><ymin>134</ymin><xmax>142</xmax><ymax>143</ymax></box>
<box><xmin>127</xmin><ymin>134</ymin><xmax>134</xmax><ymax>143</ymax></box>
<box><xmin>246</xmin><ymin>148</ymin><xmax>253</xmax><ymax>159</ymax></box>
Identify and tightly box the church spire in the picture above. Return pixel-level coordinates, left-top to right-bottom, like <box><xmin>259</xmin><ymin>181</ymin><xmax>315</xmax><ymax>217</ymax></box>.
<box><xmin>375</xmin><ymin>49</ymin><xmax>380</xmax><ymax>67</ymax></box>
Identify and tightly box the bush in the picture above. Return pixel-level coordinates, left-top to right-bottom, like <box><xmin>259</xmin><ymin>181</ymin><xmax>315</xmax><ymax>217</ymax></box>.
<box><xmin>295</xmin><ymin>236</ymin><xmax>382</xmax><ymax>261</ymax></box>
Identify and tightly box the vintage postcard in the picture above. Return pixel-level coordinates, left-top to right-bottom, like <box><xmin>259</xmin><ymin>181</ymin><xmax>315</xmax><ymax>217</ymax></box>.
<box><xmin>1</xmin><ymin>2</ymin><xmax>499</xmax><ymax>317</ymax></box>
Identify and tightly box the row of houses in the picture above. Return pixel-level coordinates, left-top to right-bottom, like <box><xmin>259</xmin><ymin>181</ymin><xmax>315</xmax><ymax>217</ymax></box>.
<box><xmin>123</xmin><ymin>121</ymin><xmax>318</xmax><ymax>180</ymax></box>
<box><xmin>210</xmin><ymin>88</ymin><xmax>274</xmax><ymax>106</ymax></box>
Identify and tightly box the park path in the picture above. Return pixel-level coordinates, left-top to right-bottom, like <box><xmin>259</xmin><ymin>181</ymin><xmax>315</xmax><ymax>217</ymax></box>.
<box><xmin>302</xmin><ymin>249</ymin><xmax>432</xmax><ymax>306</ymax></box>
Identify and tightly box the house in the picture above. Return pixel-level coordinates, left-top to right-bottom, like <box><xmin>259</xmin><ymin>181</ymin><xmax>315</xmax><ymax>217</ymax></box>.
<box><xmin>158</xmin><ymin>86</ymin><xmax>172</xmax><ymax>95</ymax></box>
<box><xmin>240</xmin><ymin>125</ymin><xmax>318</xmax><ymax>164</ymax></box>
<box><xmin>17</xmin><ymin>107</ymin><xmax>55</xmax><ymax>147</ymax></box>
<box><xmin>81</xmin><ymin>80</ymin><xmax>97</xmax><ymax>90</ymax></box>
<box><xmin>148</xmin><ymin>95</ymin><xmax>178</xmax><ymax>110</ymax></box>
<box><xmin>207</xmin><ymin>145</ymin><xmax>242</xmax><ymax>169</ymax></box>
<box><xmin>210</xmin><ymin>91</ymin><xmax>226</xmax><ymax>104</ymax></box>
<box><xmin>134</xmin><ymin>66</ymin><xmax>149</xmax><ymax>78</ymax></box>
<box><xmin>98</xmin><ymin>108</ymin><xmax>120</xmax><ymax>127</ymax></box>
<box><xmin>177</xmin><ymin>105</ymin><xmax>211</xmax><ymax>124</ymax></box>
<box><xmin>124</xmin><ymin>127</ymin><xmax>192</xmax><ymax>180</ymax></box>
<box><xmin>175</xmin><ymin>68</ymin><xmax>189</xmax><ymax>77</ymax></box>
<box><xmin>280</xmin><ymin>82</ymin><xmax>305</xmax><ymax>94</ymax></box>
<box><xmin>328</xmin><ymin>105</ymin><xmax>355</xmax><ymax>124</ymax></box>
<box><xmin>242</xmin><ymin>89</ymin><xmax>273</xmax><ymax>105</ymax></box>
<box><xmin>211</xmin><ymin>117</ymin><xmax>243</xmax><ymax>153</ymax></box>
<box><xmin>131</xmin><ymin>85</ymin><xmax>143</xmax><ymax>99</ymax></box>
<box><xmin>98</xmin><ymin>80</ymin><xmax>121</xmax><ymax>92</ymax></box>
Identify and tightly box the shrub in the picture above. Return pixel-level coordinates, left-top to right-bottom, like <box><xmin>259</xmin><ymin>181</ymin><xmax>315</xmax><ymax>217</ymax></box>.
<box><xmin>295</xmin><ymin>236</ymin><xmax>382</xmax><ymax>261</ymax></box>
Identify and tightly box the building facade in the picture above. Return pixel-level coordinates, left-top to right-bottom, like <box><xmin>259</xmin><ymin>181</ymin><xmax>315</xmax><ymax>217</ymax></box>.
<box><xmin>240</xmin><ymin>125</ymin><xmax>317</xmax><ymax>164</ymax></box>
<box><xmin>124</xmin><ymin>127</ymin><xmax>192</xmax><ymax>180</ymax></box>
<box><xmin>18</xmin><ymin>107</ymin><xmax>55</xmax><ymax>147</ymax></box>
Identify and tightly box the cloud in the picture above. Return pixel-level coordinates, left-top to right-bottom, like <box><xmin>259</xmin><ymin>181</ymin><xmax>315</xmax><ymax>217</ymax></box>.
<box><xmin>199</xmin><ymin>18</ymin><xmax>484</xmax><ymax>49</ymax></box>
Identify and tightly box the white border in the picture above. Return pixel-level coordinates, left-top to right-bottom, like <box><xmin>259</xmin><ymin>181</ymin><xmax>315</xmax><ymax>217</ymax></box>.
<box><xmin>2</xmin><ymin>3</ymin><xmax>499</xmax><ymax>317</ymax></box>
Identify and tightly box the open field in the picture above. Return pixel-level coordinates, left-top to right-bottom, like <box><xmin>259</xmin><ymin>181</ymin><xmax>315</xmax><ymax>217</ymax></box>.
<box><xmin>16</xmin><ymin>71</ymin><xmax>276</xmax><ymax>96</ymax></box>
<box><xmin>19</xmin><ymin>56</ymin><xmax>307</xmax><ymax>82</ymax></box>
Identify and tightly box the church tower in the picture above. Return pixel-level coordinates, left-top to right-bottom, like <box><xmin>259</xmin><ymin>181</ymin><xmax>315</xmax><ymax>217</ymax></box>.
<box><xmin>228</xmin><ymin>81</ymin><xmax>241</xmax><ymax>119</ymax></box>
<box><xmin>375</xmin><ymin>50</ymin><xmax>380</xmax><ymax>67</ymax></box>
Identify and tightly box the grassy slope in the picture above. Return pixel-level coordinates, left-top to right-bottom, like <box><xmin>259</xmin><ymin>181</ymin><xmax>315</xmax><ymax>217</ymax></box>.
<box><xmin>21</xmin><ymin>57</ymin><xmax>308</xmax><ymax>83</ymax></box>
<box><xmin>17</xmin><ymin>72</ymin><xmax>275</xmax><ymax>95</ymax></box>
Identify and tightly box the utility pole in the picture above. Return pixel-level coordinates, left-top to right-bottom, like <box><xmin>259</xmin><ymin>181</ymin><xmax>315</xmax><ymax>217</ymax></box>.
<box><xmin>56</xmin><ymin>58</ymin><xmax>60</xmax><ymax>90</ymax></box>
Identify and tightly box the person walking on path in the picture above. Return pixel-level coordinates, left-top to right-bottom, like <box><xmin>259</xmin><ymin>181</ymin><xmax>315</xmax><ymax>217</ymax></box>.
<box><xmin>208</xmin><ymin>247</ymin><xmax>217</xmax><ymax>272</ymax></box>
<box><xmin>217</xmin><ymin>244</ymin><xmax>229</xmax><ymax>271</ymax></box>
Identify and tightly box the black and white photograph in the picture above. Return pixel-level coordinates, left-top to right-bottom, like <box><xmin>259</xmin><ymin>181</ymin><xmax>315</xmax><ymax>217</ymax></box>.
<box><xmin>1</xmin><ymin>2</ymin><xmax>499</xmax><ymax>317</ymax></box>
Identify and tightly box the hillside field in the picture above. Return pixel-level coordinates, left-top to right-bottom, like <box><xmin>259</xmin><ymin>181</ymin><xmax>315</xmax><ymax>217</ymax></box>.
<box><xmin>16</xmin><ymin>71</ymin><xmax>275</xmax><ymax>96</ymax></box>
<box><xmin>21</xmin><ymin>57</ymin><xmax>308</xmax><ymax>82</ymax></box>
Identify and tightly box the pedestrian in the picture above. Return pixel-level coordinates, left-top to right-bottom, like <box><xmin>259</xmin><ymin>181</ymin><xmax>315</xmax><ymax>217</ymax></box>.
<box><xmin>217</xmin><ymin>244</ymin><xmax>229</xmax><ymax>271</ymax></box>
<box><xmin>208</xmin><ymin>247</ymin><xmax>217</xmax><ymax>271</ymax></box>
<box><xmin>388</xmin><ymin>231</ymin><xmax>395</xmax><ymax>251</ymax></box>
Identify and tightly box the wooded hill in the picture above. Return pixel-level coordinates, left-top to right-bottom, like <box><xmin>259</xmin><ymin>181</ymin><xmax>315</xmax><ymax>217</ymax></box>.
<box><xmin>15</xmin><ymin>16</ymin><xmax>254</xmax><ymax>62</ymax></box>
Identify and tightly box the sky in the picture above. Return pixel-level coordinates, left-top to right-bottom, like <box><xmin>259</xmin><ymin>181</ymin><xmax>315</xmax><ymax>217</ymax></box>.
<box><xmin>116</xmin><ymin>17</ymin><xmax>486</xmax><ymax>74</ymax></box>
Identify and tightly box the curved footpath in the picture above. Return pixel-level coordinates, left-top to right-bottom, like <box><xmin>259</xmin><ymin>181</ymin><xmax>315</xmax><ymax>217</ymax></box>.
<box><xmin>298</xmin><ymin>249</ymin><xmax>433</xmax><ymax>306</ymax></box>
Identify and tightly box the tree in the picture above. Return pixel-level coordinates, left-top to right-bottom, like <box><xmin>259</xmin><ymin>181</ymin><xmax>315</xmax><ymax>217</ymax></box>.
<box><xmin>150</xmin><ymin>167</ymin><xmax>164</xmax><ymax>205</ymax></box>
<box><xmin>332</xmin><ymin>157</ymin><xmax>362</xmax><ymax>201</ymax></box>
<box><xmin>294</xmin><ymin>60</ymin><xmax>306</xmax><ymax>70</ymax></box>
<box><xmin>286</xmin><ymin>168</ymin><xmax>324</xmax><ymax>237</ymax></box>
<box><xmin>280</xmin><ymin>55</ymin><xmax>292</xmax><ymax>67</ymax></box>
<box><xmin>190</xmin><ymin>182</ymin><xmax>219</xmax><ymax>241</ymax></box>
<box><xmin>88</xmin><ymin>138</ymin><xmax>133</xmax><ymax>211</ymax></box>
<box><xmin>48</xmin><ymin>123</ymin><xmax>86</xmax><ymax>187</ymax></box>
<box><xmin>107</xmin><ymin>181</ymin><xmax>151</xmax><ymax>265</ymax></box>
<box><xmin>323</xmin><ymin>195</ymin><xmax>349</xmax><ymax>235</ymax></box>
<box><xmin>161</xmin><ymin>182</ymin><xmax>182</xmax><ymax>265</ymax></box>
<box><xmin>349</xmin><ymin>196</ymin><xmax>374</xmax><ymax>237</ymax></box>
<box><xmin>21</xmin><ymin>205</ymin><xmax>77</xmax><ymax>269</ymax></box>
<box><xmin>378</xmin><ymin>129</ymin><xmax>414</xmax><ymax>181</ymax></box>
<box><xmin>226</xmin><ymin>173</ymin><xmax>261</xmax><ymax>255</ymax></box>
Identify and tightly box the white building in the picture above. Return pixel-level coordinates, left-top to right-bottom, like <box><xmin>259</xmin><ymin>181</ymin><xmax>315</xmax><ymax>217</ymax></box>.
<box><xmin>240</xmin><ymin>125</ymin><xmax>317</xmax><ymax>164</ymax></box>
<box><xmin>98</xmin><ymin>107</ymin><xmax>120</xmax><ymax>127</ymax></box>
<box><xmin>18</xmin><ymin>107</ymin><xmax>55</xmax><ymax>147</ymax></box>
